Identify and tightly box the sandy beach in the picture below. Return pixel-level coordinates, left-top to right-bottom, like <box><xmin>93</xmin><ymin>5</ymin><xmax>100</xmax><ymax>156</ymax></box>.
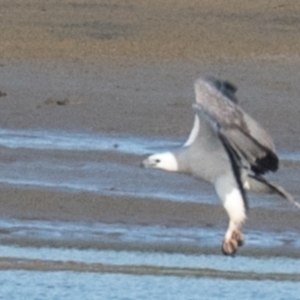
<box><xmin>1</xmin><ymin>1</ymin><xmax>300</xmax><ymax>298</ymax></box>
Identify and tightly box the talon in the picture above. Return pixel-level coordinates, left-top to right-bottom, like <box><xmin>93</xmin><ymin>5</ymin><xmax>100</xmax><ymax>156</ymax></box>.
<box><xmin>222</xmin><ymin>228</ymin><xmax>245</xmax><ymax>255</ymax></box>
<box><xmin>222</xmin><ymin>238</ymin><xmax>238</xmax><ymax>256</ymax></box>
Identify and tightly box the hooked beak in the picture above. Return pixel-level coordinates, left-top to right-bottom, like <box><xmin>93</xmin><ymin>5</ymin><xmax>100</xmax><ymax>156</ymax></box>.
<box><xmin>141</xmin><ymin>156</ymin><xmax>154</xmax><ymax>168</ymax></box>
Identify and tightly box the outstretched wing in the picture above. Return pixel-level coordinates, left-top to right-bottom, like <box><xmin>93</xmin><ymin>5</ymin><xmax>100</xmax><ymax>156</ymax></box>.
<box><xmin>194</xmin><ymin>77</ymin><xmax>278</xmax><ymax>175</ymax></box>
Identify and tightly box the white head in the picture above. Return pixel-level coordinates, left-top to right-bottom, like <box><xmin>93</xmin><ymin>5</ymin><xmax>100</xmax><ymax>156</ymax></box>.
<box><xmin>142</xmin><ymin>152</ymin><xmax>178</xmax><ymax>172</ymax></box>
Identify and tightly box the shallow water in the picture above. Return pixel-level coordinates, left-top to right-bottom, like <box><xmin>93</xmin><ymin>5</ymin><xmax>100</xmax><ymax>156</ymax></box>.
<box><xmin>0</xmin><ymin>128</ymin><xmax>178</xmax><ymax>155</ymax></box>
<box><xmin>2</xmin><ymin>271</ymin><xmax>300</xmax><ymax>300</ymax></box>
<box><xmin>1</xmin><ymin>219</ymin><xmax>300</xmax><ymax>274</ymax></box>
<box><xmin>1</xmin><ymin>218</ymin><xmax>300</xmax><ymax>254</ymax></box>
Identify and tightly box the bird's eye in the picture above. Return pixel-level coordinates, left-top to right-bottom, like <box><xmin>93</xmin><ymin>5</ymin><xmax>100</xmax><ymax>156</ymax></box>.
<box><xmin>155</xmin><ymin>159</ymin><xmax>161</xmax><ymax>163</ymax></box>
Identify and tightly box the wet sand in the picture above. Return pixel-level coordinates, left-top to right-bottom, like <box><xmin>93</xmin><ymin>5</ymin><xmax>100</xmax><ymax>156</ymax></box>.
<box><xmin>0</xmin><ymin>0</ymin><xmax>300</xmax><ymax>281</ymax></box>
<box><xmin>0</xmin><ymin>186</ymin><xmax>300</xmax><ymax>233</ymax></box>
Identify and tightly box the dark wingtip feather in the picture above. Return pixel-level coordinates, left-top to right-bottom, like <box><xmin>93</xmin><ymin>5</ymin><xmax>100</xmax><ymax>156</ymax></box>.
<box><xmin>204</xmin><ymin>76</ymin><xmax>239</xmax><ymax>104</ymax></box>
<box><xmin>252</xmin><ymin>151</ymin><xmax>279</xmax><ymax>174</ymax></box>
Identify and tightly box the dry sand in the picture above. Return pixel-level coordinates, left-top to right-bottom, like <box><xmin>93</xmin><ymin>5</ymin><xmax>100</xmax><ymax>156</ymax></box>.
<box><xmin>0</xmin><ymin>0</ymin><xmax>300</xmax><ymax>254</ymax></box>
<box><xmin>1</xmin><ymin>0</ymin><xmax>300</xmax><ymax>62</ymax></box>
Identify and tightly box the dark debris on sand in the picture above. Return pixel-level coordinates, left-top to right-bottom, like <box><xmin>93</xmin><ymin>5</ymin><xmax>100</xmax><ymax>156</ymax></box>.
<box><xmin>0</xmin><ymin>91</ymin><xmax>7</xmax><ymax>97</ymax></box>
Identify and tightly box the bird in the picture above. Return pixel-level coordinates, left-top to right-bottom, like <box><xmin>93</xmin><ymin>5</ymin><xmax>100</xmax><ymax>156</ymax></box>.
<box><xmin>142</xmin><ymin>76</ymin><xmax>298</xmax><ymax>255</ymax></box>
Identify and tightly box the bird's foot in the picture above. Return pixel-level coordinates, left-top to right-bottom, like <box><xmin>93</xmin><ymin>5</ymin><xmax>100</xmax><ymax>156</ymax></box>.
<box><xmin>222</xmin><ymin>229</ymin><xmax>244</xmax><ymax>256</ymax></box>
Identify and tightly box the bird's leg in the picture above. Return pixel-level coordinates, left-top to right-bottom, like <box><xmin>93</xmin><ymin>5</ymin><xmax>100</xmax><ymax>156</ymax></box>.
<box><xmin>214</xmin><ymin>176</ymin><xmax>247</xmax><ymax>255</ymax></box>
<box><xmin>222</xmin><ymin>220</ymin><xmax>244</xmax><ymax>255</ymax></box>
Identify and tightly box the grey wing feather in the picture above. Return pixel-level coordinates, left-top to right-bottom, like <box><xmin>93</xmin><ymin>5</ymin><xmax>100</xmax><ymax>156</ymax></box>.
<box><xmin>194</xmin><ymin>77</ymin><xmax>279</xmax><ymax>175</ymax></box>
<box><xmin>220</xmin><ymin>125</ymin><xmax>278</xmax><ymax>174</ymax></box>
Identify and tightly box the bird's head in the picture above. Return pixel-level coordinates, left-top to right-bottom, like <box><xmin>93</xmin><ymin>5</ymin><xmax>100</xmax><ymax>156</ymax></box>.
<box><xmin>142</xmin><ymin>152</ymin><xmax>178</xmax><ymax>172</ymax></box>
